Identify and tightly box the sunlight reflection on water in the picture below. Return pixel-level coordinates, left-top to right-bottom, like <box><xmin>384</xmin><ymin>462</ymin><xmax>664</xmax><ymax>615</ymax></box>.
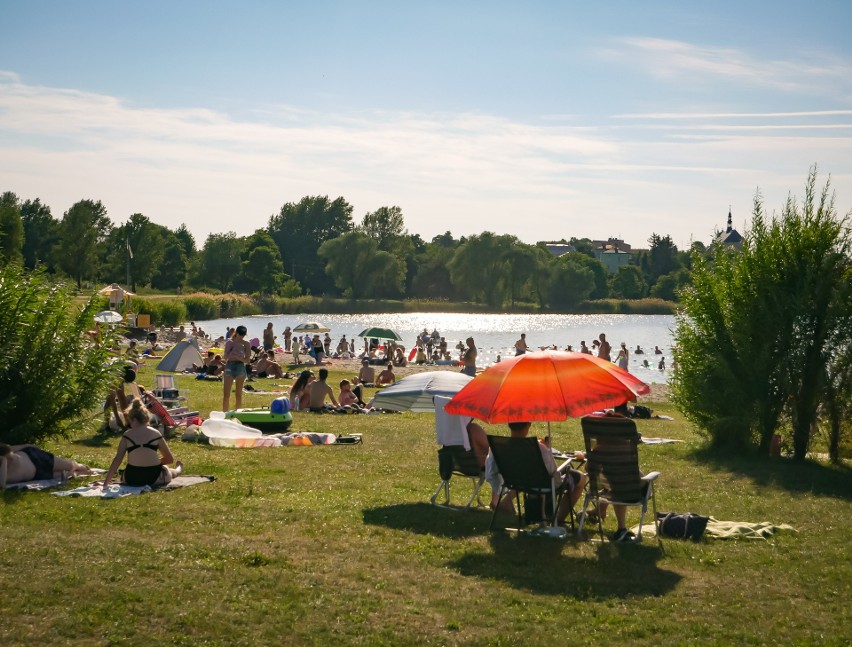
<box><xmin>194</xmin><ymin>312</ymin><xmax>675</xmax><ymax>383</ymax></box>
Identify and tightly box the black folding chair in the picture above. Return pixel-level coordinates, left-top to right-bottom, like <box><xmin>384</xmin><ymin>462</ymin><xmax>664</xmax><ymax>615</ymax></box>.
<box><xmin>487</xmin><ymin>435</ymin><xmax>570</xmax><ymax>532</ymax></box>
<box><xmin>430</xmin><ymin>445</ymin><xmax>486</xmax><ymax>510</ymax></box>
<box><xmin>578</xmin><ymin>415</ymin><xmax>661</xmax><ymax>542</ymax></box>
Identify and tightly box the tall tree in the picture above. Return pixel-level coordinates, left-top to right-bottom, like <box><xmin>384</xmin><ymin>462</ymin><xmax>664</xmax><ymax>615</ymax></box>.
<box><xmin>610</xmin><ymin>265</ymin><xmax>646</xmax><ymax>299</ymax></box>
<box><xmin>672</xmin><ymin>168</ymin><xmax>852</xmax><ymax>459</ymax></box>
<box><xmin>0</xmin><ymin>191</ymin><xmax>24</xmax><ymax>265</ymax></box>
<box><xmin>448</xmin><ymin>232</ymin><xmax>517</xmax><ymax>307</ymax></box>
<box><xmin>57</xmin><ymin>199</ymin><xmax>111</xmax><ymax>288</ymax></box>
<box><xmin>267</xmin><ymin>195</ymin><xmax>354</xmax><ymax>295</ymax></box>
<box><xmin>20</xmin><ymin>198</ymin><xmax>58</xmax><ymax>271</ymax></box>
<box><xmin>111</xmin><ymin>214</ymin><xmax>166</xmax><ymax>291</ymax></box>
<box><xmin>196</xmin><ymin>232</ymin><xmax>245</xmax><ymax>293</ymax></box>
<box><xmin>318</xmin><ymin>231</ymin><xmax>405</xmax><ymax>299</ymax></box>
<box><xmin>359</xmin><ymin>206</ymin><xmax>407</xmax><ymax>251</ymax></box>
<box><xmin>151</xmin><ymin>232</ymin><xmax>188</xmax><ymax>291</ymax></box>
<box><xmin>238</xmin><ymin>230</ymin><xmax>288</xmax><ymax>294</ymax></box>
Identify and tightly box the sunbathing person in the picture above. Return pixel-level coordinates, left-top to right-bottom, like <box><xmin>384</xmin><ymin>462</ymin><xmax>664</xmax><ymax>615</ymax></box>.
<box><xmin>253</xmin><ymin>351</ymin><xmax>284</xmax><ymax>378</ymax></box>
<box><xmin>0</xmin><ymin>443</ymin><xmax>94</xmax><ymax>489</ymax></box>
<box><xmin>100</xmin><ymin>399</ymin><xmax>183</xmax><ymax>488</ymax></box>
<box><xmin>194</xmin><ymin>351</ymin><xmax>223</xmax><ymax>376</ymax></box>
<box><xmin>306</xmin><ymin>368</ymin><xmax>340</xmax><ymax>412</ymax></box>
<box><xmin>289</xmin><ymin>370</ymin><xmax>315</xmax><ymax>410</ymax></box>
<box><xmin>376</xmin><ymin>362</ymin><xmax>396</xmax><ymax>387</ymax></box>
<box><xmin>358</xmin><ymin>359</ymin><xmax>376</xmax><ymax>386</ymax></box>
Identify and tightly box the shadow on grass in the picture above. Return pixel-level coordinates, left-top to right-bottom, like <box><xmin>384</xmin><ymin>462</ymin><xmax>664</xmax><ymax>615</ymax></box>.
<box><xmin>363</xmin><ymin>502</ymin><xmax>493</xmax><ymax>538</ymax></box>
<box><xmin>72</xmin><ymin>427</ymin><xmax>116</xmax><ymax>448</ymax></box>
<box><xmin>450</xmin><ymin>533</ymin><xmax>681</xmax><ymax>599</ymax></box>
<box><xmin>690</xmin><ymin>447</ymin><xmax>852</xmax><ymax>501</ymax></box>
<box><xmin>2</xmin><ymin>488</ymin><xmax>28</xmax><ymax>504</ymax></box>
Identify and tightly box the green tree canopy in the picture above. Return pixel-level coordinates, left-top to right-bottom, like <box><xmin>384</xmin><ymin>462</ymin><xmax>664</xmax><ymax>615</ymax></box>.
<box><xmin>448</xmin><ymin>232</ymin><xmax>518</xmax><ymax>307</ymax></box>
<box><xmin>672</xmin><ymin>168</ymin><xmax>852</xmax><ymax>460</ymax></box>
<box><xmin>610</xmin><ymin>265</ymin><xmax>646</xmax><ymax>299</ymax></box>
<box><xmin>359</xmin><ymin>206</ymin><xmax>407</xmax><ymax>251</ymax></box>
<box><xmin>0</xmin><ymin>191</ymin><xmax>24</xmax><ymax>265</ymax></box>
<box><xmin>21</xmin><ymin>198</ymin><xmax>58</xmax><ymax>271</ymax></box>
<box><xmin>238</xmin><ymin>230</ymin><xmax>288</xmax><ymax>294</ymax></box>
<box><xmin>267</xmin><ymin>195</ymin><xmax>354</xmax><ymax>295</ymax></box>
<box><xmin>318</xmin><ymin>231</ymin><xmax>405</xmax><ymax>299</ymax></box>
<box><xmin>57</xmin><ymin>199</ymin><xmax>111</xmax><ymax>288</ymax></box>
<box><xmin>194</xmin><ymin>232</ymin><xmax>245</xmax><ymax>293</ymax></box>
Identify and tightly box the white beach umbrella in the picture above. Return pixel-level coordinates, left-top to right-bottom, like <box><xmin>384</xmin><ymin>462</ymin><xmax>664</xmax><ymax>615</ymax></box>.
<box><xmin>371</xmin><ymin>371</ymin><xmax>473</xmax><ymax>413</ymax></box>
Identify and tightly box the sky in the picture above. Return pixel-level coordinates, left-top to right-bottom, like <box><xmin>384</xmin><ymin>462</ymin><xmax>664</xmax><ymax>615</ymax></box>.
<box><xmin>1</xmin><ymin>1</ymin><xmax>851</xmax><ymax>250</ymax></box>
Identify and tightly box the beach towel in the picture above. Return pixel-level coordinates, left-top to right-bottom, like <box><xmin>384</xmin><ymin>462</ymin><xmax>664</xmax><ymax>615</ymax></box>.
<box><xmin>52</xmin><ymin>475</ymin><xmax>215</xmax><ymax>498</ymax></box>
<box><xmin>5</xmin><ymin>468</ymin><xmax>106</xmax><ymax>491</ymax></box>
<box><xmin>639</xmin><ymin>437</ymin><xmax>683</xmax><ymax>444</ymax></box>
<box><xmin>433</xmin><ymin>395</ymin><xmax>472</xmax><ymax>451</ymax></box>
<box><xmin>634</xmin><ymin>517</ymin><xmax>797</xmax><ymax>540</ymax></box>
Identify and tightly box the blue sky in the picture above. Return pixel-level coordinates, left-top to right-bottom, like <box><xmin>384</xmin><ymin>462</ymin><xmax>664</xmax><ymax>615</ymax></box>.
<box><xmin>2</xmin><ymin>1</ymin><xmax>850</xmax><ymax>249</ymax></box>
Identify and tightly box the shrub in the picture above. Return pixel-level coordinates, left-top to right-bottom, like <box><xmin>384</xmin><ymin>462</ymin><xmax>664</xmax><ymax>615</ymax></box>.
<box><xmin>0</xmin><ymin>265</ymin><xmax>123</xmax><ymax>444</ymax></box>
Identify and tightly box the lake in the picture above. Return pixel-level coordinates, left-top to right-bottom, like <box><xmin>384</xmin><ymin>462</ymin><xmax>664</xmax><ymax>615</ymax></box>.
<box><xmin>192</xmin><ymin>313</ymin><xmax>676</xmax><ymax>384</ymax></box>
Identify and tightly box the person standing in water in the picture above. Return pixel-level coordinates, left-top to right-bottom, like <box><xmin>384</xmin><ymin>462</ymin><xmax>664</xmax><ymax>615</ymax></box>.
<box><xmin>597</xmin><ymin>333</ymin><xmax>612</xmax><ymax>362</ymax></box>
<box><xmin>462</xmin><ymin>337</ymin><xmax>478</xmax><ymax>377</ymax></box>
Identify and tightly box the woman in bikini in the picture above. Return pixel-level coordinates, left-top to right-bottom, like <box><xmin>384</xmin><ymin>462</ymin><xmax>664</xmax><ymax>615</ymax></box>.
<box><xmin>101</xmin><ymin>399</ymin><xmax>182</xmax><ymax>488</ymax></box>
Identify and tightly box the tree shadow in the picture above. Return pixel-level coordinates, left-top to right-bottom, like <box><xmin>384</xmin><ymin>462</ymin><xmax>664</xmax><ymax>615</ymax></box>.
<box><xmin>449</xmin><ymin>533</ymin><xmax>681</xmax><ymax>599</ymax></box>
<box><xmin>690</xmin><ymin>446</ymin><xmax>852</xmax><ymax>501</ymax></box>
<box><xmin>72</xmin><ymin>428</ymin><xmax>116</xmax><ymax>448</ymax></box>
<box><xmin>362</xmin><ymin>502</ymin><xmax>493</xmax><ymax>539</ymax></box>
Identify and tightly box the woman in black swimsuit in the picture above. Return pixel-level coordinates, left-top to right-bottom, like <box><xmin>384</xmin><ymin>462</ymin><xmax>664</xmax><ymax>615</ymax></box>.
<box><xmin>101</xmin><ymin>399</ymin><xmax>183</xmax><ymax>488</ymax></box>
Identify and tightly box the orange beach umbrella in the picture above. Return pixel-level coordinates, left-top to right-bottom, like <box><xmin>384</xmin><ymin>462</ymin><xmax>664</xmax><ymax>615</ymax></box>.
<box><xmin>444</xmin><ymin>350</ymin><xmax>650</xmax><ymax>424</ymax></box>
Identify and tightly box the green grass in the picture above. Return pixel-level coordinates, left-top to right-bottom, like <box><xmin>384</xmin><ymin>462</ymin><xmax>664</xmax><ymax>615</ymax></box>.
<box><xmin>2</xmin><ymin>364</ymin><xmax>850</xmax><ymax>646</ymax></box>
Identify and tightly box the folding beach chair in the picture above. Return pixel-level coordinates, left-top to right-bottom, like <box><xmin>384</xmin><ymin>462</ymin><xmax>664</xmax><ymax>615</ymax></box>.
<box><xmin>487</xmin><ymin>435</ymin><xmax>571</xmax><ymax>533</ymax></box>
<box><xmin>578</xmin><ymin>415</ymin><xmax>660</xmax><ymax>542</ymax></box>
<box><xmin>429</xmin><ymin>395</ymin><xmax>485</xmax><ymax>510</ymax></box>
<box><xmin>430</xmin><ymin>445</ymin><xmax>486</xmax><ymax>510</ymax></box>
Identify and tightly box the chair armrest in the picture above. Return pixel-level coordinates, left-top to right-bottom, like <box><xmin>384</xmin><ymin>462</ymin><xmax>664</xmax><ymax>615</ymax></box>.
<box><xmin>641</xmin><ymin>471</ymin><xmax>661</xmax><ymax>482</ymax></box>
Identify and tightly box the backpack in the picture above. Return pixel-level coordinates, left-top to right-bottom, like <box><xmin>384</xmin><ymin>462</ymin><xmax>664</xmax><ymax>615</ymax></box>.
<box><xmin>631</xmin><ymin>404</ymin><xmax>652</xmax><ymax>419</ymax></box>
<box><xmin>657</xmin><ymin>512</ymin><xmax>709</xmax><ymax>542</ymax></box>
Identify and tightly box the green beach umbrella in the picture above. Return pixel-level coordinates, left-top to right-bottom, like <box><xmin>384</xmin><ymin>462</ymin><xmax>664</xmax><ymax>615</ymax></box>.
<box><xmin>358</xmin><ymin>327</ymin><xmax>403</xmax><ymax>341</ymax></box>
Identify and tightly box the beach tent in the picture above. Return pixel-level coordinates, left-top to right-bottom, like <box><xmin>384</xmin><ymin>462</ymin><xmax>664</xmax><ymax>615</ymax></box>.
<box><xmin>156</xmin><ymin>340</ymin><xmax>203</xmax><ymax>372</ymax></box>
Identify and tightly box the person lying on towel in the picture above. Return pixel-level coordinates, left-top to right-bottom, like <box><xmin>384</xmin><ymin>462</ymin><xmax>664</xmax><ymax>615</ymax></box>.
<box><xmin>99</xmin><ymin>398</ymin><xmax>183</xmax><ymax>488</ymax></box>
<box><xmin>0</xmin><ymin>444</ymin><xmax>95</xmax><ymax>489</ymax></box>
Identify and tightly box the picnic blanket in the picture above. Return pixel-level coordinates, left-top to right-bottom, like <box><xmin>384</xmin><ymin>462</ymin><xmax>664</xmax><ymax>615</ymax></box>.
<box><xmin>6</xmin><ymin>468</ymin><xmax>106</xmax><ymax>491</ymax></box>
<box><xmin>52</xmin><ymin>475</ymin><xmax>215</xmax><ymax>498</ymax></box>
<box><xmin>635</xmin><ymin>517</ymin><xmax>797</xmax><ymax>540</ymax></box>
<box><xmin>639</xmin><ymin>437</ymin><xmax>683</xmax><ymax>445</ymax></box>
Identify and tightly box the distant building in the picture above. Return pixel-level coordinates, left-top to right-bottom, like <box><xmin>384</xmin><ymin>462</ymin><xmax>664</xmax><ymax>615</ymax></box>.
<box><xmin>715</xmin><ymin>208</ymin><xmax>743</xmax><ymax>251</ymax></box>
<box><xmin>592</xmin><ymin>238</ymin><xmax>632</xmax><ymax>274</ymax></box>
<box><xmin>543</xmin><ymin>243</ymin><xmax>575</xmax><ymax>257</ymax></box>
<box><xmin>592</xmin><ymin>237</ymin><xmax>632</xmax><ymax>253</ymax></box>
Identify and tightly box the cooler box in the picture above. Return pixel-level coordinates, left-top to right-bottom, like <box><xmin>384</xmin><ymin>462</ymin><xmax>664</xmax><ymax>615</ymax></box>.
<box><xmin>226</xmin><ymin>408</ymin><xmax>293</xmax><ymax>433</ymax></box>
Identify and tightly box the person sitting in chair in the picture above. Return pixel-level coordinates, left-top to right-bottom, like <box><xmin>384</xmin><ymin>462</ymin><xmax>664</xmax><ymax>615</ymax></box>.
<box><xmin>505</xmin><ymin>421</ymin><xmax>587</xmax><ymax>526</ymax></box>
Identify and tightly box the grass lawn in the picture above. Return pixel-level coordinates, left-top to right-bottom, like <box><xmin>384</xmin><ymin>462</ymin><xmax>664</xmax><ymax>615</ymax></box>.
<box><xmin>2</xmin><ymin>363</ymin><xmax>850</xmax><ymax>646</ymax></box>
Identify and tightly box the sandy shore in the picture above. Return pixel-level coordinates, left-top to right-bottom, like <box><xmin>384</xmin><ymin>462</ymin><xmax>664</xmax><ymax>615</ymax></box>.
<box><xmin>305</xmin><ymin>356</ymin><xmax>671</xmax><ymax>403</ymax></box>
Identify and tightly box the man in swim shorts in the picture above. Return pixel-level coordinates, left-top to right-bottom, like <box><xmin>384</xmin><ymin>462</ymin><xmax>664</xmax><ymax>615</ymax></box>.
<box><xmin>0</xmin><ymin>443</ymin><xmax>93</xmax><ymax>489</ymax></box>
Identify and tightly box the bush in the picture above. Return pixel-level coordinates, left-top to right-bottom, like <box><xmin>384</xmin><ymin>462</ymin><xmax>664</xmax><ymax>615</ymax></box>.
<box><xmin>0</xmin><ymin>265</ymin><xmax>123</xmax><ymax>444</ymax></box>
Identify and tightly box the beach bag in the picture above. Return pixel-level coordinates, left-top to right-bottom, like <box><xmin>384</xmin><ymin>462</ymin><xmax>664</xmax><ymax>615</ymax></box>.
<box><xmin>630</xmin><ymin>405</ymin><xmax>652</xmax><ymax>419</ymax></box>
<box><xmin>657</xmin><ymin>512</ymin><xmax>709</xmax><ymax>542</ymax></box>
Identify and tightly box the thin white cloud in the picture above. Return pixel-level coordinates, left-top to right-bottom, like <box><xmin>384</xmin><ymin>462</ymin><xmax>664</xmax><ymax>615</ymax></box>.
<box><xmin>0</xmin><ymin>72</ymin><xmax>850</xmax><ymax>247</ymax></box>
<box><xmin>598</xmin><ymin>37</ymin><xmax>852</xmax><ymax>94</ymax></box>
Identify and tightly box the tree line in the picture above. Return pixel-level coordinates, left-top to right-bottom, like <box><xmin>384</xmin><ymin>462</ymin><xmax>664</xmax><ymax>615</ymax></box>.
<box><xmin>0</xmin><ymin>192</ymin><xmax>696</xmax><ymax>307</ymax></box>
